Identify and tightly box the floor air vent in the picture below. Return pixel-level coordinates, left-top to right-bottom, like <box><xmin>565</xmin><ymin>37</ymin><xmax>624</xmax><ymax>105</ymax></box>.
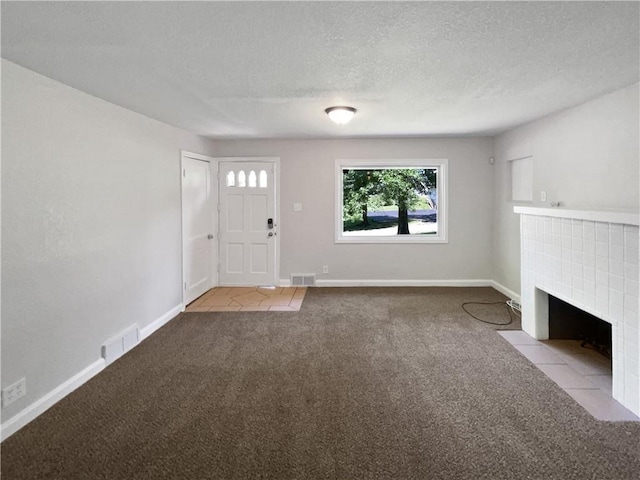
<box><xmin>291</xmin><ymin>274</ymin><xmax>316</xmax><ymax>286</ymax></box>
<box><xmin>101</xmin><ymin>325</ymin><xmax>139</xmax><ymax>366</ymax></box>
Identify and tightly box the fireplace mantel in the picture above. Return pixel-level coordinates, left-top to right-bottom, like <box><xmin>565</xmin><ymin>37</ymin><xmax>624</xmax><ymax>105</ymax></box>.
<box><xmin>514</xmin><ymin>206</ymin><xmax>639</xmax><ymax>226</ymax></box>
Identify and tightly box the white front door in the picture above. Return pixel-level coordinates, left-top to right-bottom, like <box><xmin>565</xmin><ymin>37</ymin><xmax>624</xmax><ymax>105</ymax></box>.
<box><xmin>219</xmin><ymin>161</ymin><xmax>276</xmax><ymax>286</ymax></box>
<box><xmin>182</xmin><ymin>156</ymin><xmax>214</xmax><ymax>304</ymax></box>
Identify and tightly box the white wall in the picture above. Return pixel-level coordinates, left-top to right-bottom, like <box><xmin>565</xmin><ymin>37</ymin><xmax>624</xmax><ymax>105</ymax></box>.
<box><xmin>1</xmin><ymin>60</ymin><xmax>215</xmax><ymax>424</ymax></box>
<box><xmin>213</xmin><ymin>137</ymin><xmax>495</xmax><ymax>284</ymax></box>
<box><xmin>493</xmin><ymin>83</ymin><xmax>640</xmax><ymax>295</ymax></box>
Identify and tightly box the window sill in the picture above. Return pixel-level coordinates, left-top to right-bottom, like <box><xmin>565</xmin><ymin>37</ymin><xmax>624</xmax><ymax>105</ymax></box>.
<box><xmin>336</xmin><ymin>235</ymin><xmax>448</xmax><ymax>244</ymax></box>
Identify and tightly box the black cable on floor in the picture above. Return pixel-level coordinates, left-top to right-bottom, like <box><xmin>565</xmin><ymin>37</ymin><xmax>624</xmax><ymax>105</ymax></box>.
<box><xmin>461</xmin><ymin>301</ymin><xmax>517</xmax><ymax>326</ymax></box>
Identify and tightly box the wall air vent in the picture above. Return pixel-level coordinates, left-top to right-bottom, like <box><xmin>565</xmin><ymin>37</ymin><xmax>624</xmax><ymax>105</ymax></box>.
<box><xmin>101</xmin><ymin>325</ymin><xmax>139</xmax><ymax>366</ymax></box>
<box><xmin>290</xmin><ymin>274</ymin><xmax>316</xmax><ymax>287</ymax></box>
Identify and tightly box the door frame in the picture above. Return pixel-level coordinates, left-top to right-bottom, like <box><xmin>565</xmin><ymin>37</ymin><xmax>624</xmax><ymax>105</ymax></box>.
<box><xmin>181</xmin><ymin>151</ymin><xmax>218</xmax><ymax>308</ymax></box>
<box><xmin>214</xmin><ymin>156</ymin><xmax>281</xmax><ymax>287</ymax></box>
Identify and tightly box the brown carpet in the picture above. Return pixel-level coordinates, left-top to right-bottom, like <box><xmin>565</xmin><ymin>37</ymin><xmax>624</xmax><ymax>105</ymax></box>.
<box><xmin>2</xmin><ymin>287</ymin><xmax>639</xmax><ymax>479</ymax></box>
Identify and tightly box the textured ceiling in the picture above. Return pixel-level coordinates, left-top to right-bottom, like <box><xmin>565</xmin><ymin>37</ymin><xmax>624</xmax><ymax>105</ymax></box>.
<box><xmin>2</xmin><ymin>2</ymin><xmax>639</xmax><ymax>139</ymax></box>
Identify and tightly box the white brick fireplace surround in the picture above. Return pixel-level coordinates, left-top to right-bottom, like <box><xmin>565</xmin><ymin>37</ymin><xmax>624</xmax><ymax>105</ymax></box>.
<box><xmin>514</xmin><ymin>206</ymin><xmax>640</xmax><ymax>417</ymax></box>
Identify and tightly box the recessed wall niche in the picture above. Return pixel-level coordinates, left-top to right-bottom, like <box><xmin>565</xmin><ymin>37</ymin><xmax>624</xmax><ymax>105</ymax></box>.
<box><xmin>510</xmin><ymin>155</ymin><xmax>533</xmax><ymax>202</ymax></box>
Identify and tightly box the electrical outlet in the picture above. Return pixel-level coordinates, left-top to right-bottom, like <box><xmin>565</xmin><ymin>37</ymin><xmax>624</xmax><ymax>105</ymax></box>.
<box><xmin>322</xmin><ymin>265</ymin><xmax>329</xmax><ymax>274</ymax></box>
<box><xmin>540</xmin><ymin>191</ymin><xmax>547</xmax><ymax>202</ymax></box>
<box><xmin>507</xmin><ymin>300</ymin><xmax>522</xmax><ymax>311</ymax></box>
<box><xmin>2</xmin><ymin>378</ymin><xmax>26</xmax><ymax>408</ymax></box>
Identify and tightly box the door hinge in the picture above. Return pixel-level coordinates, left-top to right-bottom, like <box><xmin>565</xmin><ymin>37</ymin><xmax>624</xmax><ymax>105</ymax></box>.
<box><xmin>217</xmin><ymin>264</ymin><xmax>220</xmax><ymax>273</ymax></box>
<box><xmin>184</xmin><ymin>282</ymin><xmax>187</xmax><ymax>290</ymax></box>
<box><xmin>183</xmin><ymin>169</ymin><xmax>186</xmax><ymax>178</ymax></box>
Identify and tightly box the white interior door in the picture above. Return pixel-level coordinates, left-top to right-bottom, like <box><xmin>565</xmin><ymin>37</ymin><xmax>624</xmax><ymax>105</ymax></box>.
<box><xmin>219</xmin><ymin>161</ymin><xmax>276</xmax><ymax>286</ymax></box>
<box><xmin>182</xmin><ymin>156</ymin><xmax>214</xmax><ymax>304</ymax></box>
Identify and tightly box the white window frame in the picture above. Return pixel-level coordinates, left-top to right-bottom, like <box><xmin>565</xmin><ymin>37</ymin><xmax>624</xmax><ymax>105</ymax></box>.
<box><xmin>335</xmin><ymin>158</ymin><xmax>448</xmax><ymax>244</ymax></box>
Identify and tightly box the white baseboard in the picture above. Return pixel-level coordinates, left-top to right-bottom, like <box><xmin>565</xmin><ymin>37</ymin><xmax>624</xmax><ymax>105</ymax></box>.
<box><xmin>1</xmin><ymin>359</ymin><xmax>105</xmax><ymax>441</ymax></box>
<box><xmin>315</xmin><ymin>279</ymin><xmax>494</xmax><ymax>287</ymax></box>
<box><xmin>1</xmin><ymin>304</ymin><xmax>184</xmax><ymax>442</ymax></box>
<box><xmin>139</xmin><ymin>304</ymin><xmax>183</xmax><ymax>341</ymax></box>
<box><xmin>310</xmin><ymin>279</ymin><xmax>521</xmax><ymax>302</ymax></box>
<box><xmin>489</xmin><ymin>281</ymin><xmax>521</xmax><ymax>303</ymax></box>
<box><xmin>279</xmin><ymin>279</ymin><xmax>291</xmax><ymax>287</ymax></box>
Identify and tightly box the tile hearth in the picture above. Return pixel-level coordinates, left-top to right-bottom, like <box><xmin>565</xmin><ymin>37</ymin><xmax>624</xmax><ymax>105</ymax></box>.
<box><xmin>499</xmin><ymin>330</ymin><xmax>639</xmax><ymax>421</ymax></box>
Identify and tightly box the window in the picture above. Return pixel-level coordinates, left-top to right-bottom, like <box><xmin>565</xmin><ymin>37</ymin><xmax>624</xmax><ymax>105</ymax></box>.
<box><xmin>226</xmin><ymin>171</ymin><xmax>235</xmax><ymax>187</ymax></box>
<box><xmin>248</xmin><ymin>170</ymin><xmax>257</xmax><ymax>188</ymax></box>
<box><xmin>335</xmin><ymin>159</ymin><xmax>447</xmax><ymax>243</ymax></box>
<box><xmin>238</xmin><ymin>170</ymin><xmax>246</xmax><ymax>188</ymax></box>
<box><xmin>225</xmin><ymin>169</ymin><xmax>268</xmax><ymax>189</ymax></box>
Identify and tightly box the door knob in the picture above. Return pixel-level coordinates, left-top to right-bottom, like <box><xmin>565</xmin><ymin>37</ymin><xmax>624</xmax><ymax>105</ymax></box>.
<box><xmin>207</xmin><ymin>234</ymin><xmax>214</xmax><ymax>239</ymax></box>
<box><xmin>268</xmin><ymin>232</ymin><xmax>276</xmax><ymax>237</ymax></box>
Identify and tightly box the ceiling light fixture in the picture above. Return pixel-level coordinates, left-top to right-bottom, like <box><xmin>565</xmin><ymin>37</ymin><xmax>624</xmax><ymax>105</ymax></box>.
<box><xmin>325</xmin><ymin>106</ymin><xmax>357</xmax><ymax>125</ymax></box>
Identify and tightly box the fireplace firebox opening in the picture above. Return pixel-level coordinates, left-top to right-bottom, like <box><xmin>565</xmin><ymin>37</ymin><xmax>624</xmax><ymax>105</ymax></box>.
<box><xmin>548</xmin><ymin>294</ymin><xmax>612</xmax><ymax>359</ymax></box>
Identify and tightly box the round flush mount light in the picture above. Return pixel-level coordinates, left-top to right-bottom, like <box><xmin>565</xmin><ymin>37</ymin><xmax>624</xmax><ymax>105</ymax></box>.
<box><xmin>325</xmin><ymin>106</ymin><xmax>357</xmax><ymax>125</ymax></box>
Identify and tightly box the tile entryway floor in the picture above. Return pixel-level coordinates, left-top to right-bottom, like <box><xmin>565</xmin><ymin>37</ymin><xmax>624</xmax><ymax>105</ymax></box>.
<box><xmin>499</xmin><ymin>330</ymin><xmax>639</xmax><ymax>421</ymax></box>
<box><xmin>186</xmin><ymin>286</ymin><xmax>307</xmax><ymax>312</ymax></box>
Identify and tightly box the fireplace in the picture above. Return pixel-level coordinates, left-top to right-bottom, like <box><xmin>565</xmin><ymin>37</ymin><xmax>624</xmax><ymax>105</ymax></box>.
<box><xmin>549</xmin><ymin>294</ymin><xmax>612</xmax><ymax>359</ymax></box>
<box><xmin>515</xmin><ymin>206</ymin><xmax>639</xmax><ymax>416</ymax></box>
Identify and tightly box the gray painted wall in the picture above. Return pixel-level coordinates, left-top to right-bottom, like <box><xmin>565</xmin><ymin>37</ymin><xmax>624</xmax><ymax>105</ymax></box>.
<box><xmin>492</xmin><ymin>83</ymin><xmax>640</xmax><ymax>295</ymax></box>
<box><xmin>212</xmin><ymin>137</ymin><xmax>495</xmax><ymax>283</ymax></box>
<box><xmin>1</xmin><ymin>60</ymin><xmax>215</xmax><ymax>421</ymax></box>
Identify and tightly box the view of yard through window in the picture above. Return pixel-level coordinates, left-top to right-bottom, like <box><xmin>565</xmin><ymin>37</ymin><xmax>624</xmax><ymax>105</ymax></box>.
<box><xmin>342</xmin><ymin>167</ymin><xmax>438</xmax><ymax>236</ymax></box>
